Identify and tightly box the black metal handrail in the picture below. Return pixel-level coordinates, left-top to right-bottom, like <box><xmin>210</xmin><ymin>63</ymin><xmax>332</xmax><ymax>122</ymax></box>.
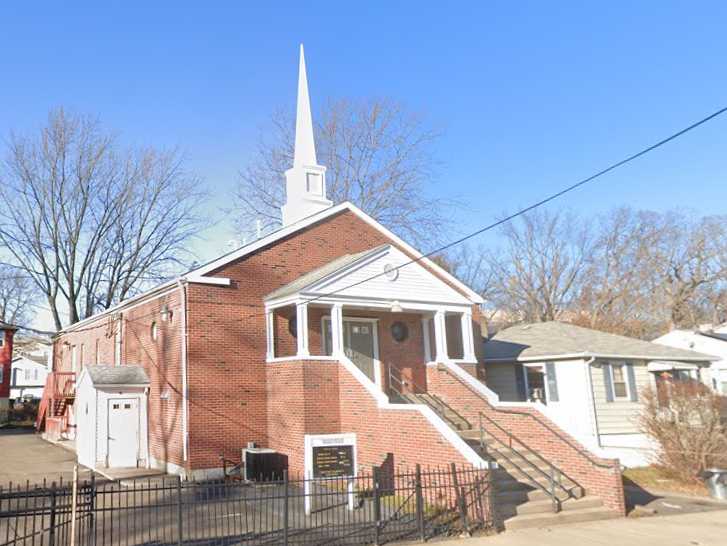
<box><xmin>440</xmin><ymin>364</ymin><xmax>614</xmax><ymax>469</ymax></box>
<box><xmin>477</xmin><ymin>413</ymin><xmax>563</xmax><ymax>513</ymax></box>
<box><xmin>386</xmin><ymin>363</ymin><xmax>470</xmax><ymax>429</ymax></box>
<box><xmin>478</xmin><ymin>412</ymin><xmax>580</xmax><ymax>506</ymax></box>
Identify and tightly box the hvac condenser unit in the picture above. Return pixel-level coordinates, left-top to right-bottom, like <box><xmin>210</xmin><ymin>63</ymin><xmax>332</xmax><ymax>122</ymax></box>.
<box><xmin>243</xmin><ymin>447</ymin><xmax>288</xmax><ymax>481</ymax></box>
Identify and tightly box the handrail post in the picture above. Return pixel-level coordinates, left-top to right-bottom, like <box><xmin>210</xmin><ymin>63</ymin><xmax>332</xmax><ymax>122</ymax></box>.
<box><xmin>549</xmin><ymin>464</ymin><xmax>560</xmax><ymax>513</ymax></box>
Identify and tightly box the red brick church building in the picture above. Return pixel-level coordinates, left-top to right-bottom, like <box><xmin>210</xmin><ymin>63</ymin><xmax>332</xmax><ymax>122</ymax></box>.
<box><xmin>41</xmin><ymin>46</ymin><xmax>626</xmax><ymax>525</ymax></box>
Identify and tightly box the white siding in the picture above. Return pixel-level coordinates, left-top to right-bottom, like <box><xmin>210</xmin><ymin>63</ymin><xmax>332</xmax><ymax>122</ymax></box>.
<box><xmin>314</xmin><ymin>246</ymin><xmax>471</xmax><ymax>305</ymax></box>
<box><xmin>545</xmin><ymin>360</ymin><xmax>598</xmax><ymax>443</ymax></box>
<box><xmin>10</xmin><ymin>356</ymin><xmax>49</xmax><ymax>399</ymax></box>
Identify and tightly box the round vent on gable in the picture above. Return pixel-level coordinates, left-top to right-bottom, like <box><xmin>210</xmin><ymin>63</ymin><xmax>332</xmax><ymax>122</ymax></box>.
<box><xmin>383</xmin><ymin>262</ymin><xmax>399</xmax><ymax>281</ymax></box>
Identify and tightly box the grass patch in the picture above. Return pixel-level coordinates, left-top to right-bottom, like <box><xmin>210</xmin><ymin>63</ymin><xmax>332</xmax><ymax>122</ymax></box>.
<box><xmin>623</xmin><ymin>465</ymin><xmax>708</xmax><ymax>497</ymax></box>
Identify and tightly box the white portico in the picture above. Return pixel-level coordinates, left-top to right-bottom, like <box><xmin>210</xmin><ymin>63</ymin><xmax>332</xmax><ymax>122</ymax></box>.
<box><xmin>264</xmin><ymin>244</ymin><xmax>478</xmax><ymax>392</ymax></box>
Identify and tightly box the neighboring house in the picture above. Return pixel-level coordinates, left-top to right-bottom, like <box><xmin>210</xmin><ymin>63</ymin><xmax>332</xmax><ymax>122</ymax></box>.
<box><xmin>36</xmin><ymin>47</ymin><xmax>628</xmax><ymax>523</ymax></box>
<box><xmin>483</xmin><ymin>321</ymin><xmax>716</xmax><ymax>467</ymax></box>
<box><xmin>0</xmin><ymin>321</ymin><xmax>19</xmax><ymax>423</ymax></box>
<box><xmin>654</xmin><ymin>326</ymin><xmax>727</xmax><ymax>395</ymax></box>
<box><xmin>11</xmin><ymin>351</ymin><xmax>50</xmax><ymax>400</ymax></box>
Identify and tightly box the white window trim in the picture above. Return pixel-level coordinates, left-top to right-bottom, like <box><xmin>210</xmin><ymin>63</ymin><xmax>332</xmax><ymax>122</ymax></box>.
<box><xmin>608</xmin><ymin>361</ymin><xmax>631</xmax><ymax>400</ymax></box>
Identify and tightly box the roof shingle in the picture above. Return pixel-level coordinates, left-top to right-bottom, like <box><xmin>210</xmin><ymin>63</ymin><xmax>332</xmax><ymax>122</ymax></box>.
<box><xmin>484</xmin><ymin>321</ymin><xmax>715</xmax><ymax>362</ymax></box>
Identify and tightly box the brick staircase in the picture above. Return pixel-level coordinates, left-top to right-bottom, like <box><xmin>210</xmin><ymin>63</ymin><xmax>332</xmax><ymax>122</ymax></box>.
<box><xmin>386</xmin><ymin>363</ymin><xmax>620</xmax><ymax>530</ymax></box>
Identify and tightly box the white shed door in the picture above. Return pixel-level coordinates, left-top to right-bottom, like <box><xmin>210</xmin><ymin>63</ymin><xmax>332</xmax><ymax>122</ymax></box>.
<box><xmin>107</xmin><ymin>399</ymin><xmax>139</xmax><ymax>467</ymax></box>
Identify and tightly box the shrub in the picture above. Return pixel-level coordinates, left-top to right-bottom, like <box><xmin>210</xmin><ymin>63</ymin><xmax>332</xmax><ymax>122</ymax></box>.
<box><xmin>640</xmin><ymin>380</ymin><xmax>727</xmax><ymax>482</ymax></box>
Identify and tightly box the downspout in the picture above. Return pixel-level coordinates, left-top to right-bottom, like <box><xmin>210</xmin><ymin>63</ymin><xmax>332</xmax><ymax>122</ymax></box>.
<box><xmin>177</xmin><ymin>279</ymin><xmax>190</xmax><ymax>467</ymax></box>
<box><xmin>584</xmin><ymin>356</ymin><xmax>601</xmax><ymax>446</ymax></box>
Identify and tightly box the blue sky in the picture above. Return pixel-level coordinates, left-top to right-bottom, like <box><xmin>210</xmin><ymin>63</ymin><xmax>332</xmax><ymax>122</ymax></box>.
<box><xmin>2</xmin><ymin>1</ymin><xmax>727</xmax><ymax>266</ymax></box>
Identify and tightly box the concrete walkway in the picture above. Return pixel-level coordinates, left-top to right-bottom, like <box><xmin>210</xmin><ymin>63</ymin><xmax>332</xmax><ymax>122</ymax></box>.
<box><xmin>435</xmin><ymin>510</ymin><xmax>727</xmax><ymax>546</ymax></box>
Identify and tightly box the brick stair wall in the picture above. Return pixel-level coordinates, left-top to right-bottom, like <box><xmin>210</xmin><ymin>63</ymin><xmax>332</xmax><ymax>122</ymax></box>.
<box><xmin>266</xmin><ymin>358</ymin><xmax>481</xmax><ymax>476</ymax></box>
<box><xmin>426</xmin><ymin>364</ymin><xmax>626</xmax><ymax>515</ymax></box>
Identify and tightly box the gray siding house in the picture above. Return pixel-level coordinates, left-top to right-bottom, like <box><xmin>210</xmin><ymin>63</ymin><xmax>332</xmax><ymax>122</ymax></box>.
<box><xmin>483</xmin><ymin>321</ymin><xmax>716</xmax><ymax>467</ymax></box>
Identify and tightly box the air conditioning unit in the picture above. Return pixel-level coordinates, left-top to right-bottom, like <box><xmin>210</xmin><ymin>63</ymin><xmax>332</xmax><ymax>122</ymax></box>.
<box><xmin>243</xmin><ymin>447</ymin><xmax>288</xmax><ymax>481</ymax></box>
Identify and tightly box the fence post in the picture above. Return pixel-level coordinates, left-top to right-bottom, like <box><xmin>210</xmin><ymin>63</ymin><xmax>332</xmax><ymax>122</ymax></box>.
<box><xmin>283</xmin><ymin>471</ymin><xmax>289</xmax><ymax>546</ymax></box>
<box><xmin>176</xmin><ymin>475</ymin><xmax>183</xmax><ymax>546</ymax></box>
<box><xmin>88</xmin><ymin>474</ymin><xmax>96</xmax><ymax>546</ymax></box>
<box><xmin>372</xmin><ymin>466</ymin><xmax>381</xmax><ymax>546</ymax></box>
<box><xmin>450</xmin><ymin>463</ymin><xmax>469</xmax><ymax>536</ymax></box>
<box><xmin>70</xmin><ymin>465</ymin><xmax>79</xmax><ymax>546</ymax></box>
<box><xmin>48</xmin><ymin>482</ymin><xmax>57</xmax><ymax>546</ymax></box>
<box><xmin>415</xmin><ymin>464</ymin><xmax>425</xmax><ymax>542</ymax></box>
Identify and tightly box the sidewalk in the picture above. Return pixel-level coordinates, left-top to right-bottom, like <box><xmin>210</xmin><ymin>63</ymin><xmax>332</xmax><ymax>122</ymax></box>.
<box><xmin>434</xmin><ymin>510</ymin><xmax>727</xmax><ymax>546</ymax></box>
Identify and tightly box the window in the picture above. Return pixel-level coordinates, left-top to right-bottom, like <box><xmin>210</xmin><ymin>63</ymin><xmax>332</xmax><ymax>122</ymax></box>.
<box><xmin>0</xmin><ymin>335</ymin><xmax>4</xmax><ymax>347</ymax></box>
<box><xmin>34</xmin><ymin>369</ymin><xmax>39</xmax><ymax>381</ymax></box>
<box><xmin>25</xmin><ymin>369</ymin><xmax>32</xmax><ymax>381</ymax></box>
<box><xmin>610</xmin><ymin>363</ymin><xmax>629</xmax><ymax>399</ymax></box>
<box><xmin>151</xmin><ymin>322</ymin><xmax>158</xmax><ymax>341</ymax></box>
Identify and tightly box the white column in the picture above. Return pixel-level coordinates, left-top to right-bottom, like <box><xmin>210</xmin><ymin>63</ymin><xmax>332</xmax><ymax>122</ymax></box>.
<box><xmin>434</xmin><ymin>309</ymin><xmax>448</xmax><ymax>363</ymax></box>
<box><xmin>265</xmin><ymin>309</ymin><xmax>275</xmax><ymax>360</ymax></box>
<box><xmin>421</xmin><ymin>317</ymin><xmax>432</xmax><ymax>363</ymax></box>
<box><xmin>331</xmin><ymin>303</ymin><xmax>344</xmax><ymax>357</ymax></box>
<box><xmin>461</xmin><ymin>310</ymin><xmax>476</xmax><ymax>362</ymax></box>
<box><xmin>296</xmin><ymin>302</ymin><xmax>310</xmax><ymax>357</ymax></box>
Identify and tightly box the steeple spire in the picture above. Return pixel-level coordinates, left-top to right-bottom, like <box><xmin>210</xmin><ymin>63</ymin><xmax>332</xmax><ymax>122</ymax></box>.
<box><xmin>281</xmin><ymin>44</ymin><xmax>332</xmax><ymax>226</ymax></box>
<box><xmin>294</xmin><ymin>44</ymin><xmax>317</xmax><ymax>167</ymax></box>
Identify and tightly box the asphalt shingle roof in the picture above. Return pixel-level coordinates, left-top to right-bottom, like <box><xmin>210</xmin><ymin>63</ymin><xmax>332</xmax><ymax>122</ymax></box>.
<box><xmin>265</xmin><ymin>245</ymin><xmax>388</xmax><ymax>301</ymax></box>
<box><xmin>85</xmin><ymin>365</ymin><xmax>150</xmax><ymax>386</ymax></box>
<box><xmin>484</xmin><ymin>321</ymin><xmax>715</xmax><ymax>362</ymax></box>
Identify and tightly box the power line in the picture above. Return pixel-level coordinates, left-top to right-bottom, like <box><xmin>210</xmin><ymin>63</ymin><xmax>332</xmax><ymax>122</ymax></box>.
<box><xmin>289</xmin><ymin>104</ymin><xmax>727</xmax><ymax>311</ymax></box>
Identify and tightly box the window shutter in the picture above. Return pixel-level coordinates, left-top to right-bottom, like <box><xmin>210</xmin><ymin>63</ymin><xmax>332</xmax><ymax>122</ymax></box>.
<box><xmin>514</xmin><ymin>363</ymin><xmax>527</xmax><ymax>401</ymax></box>
<box><xmin>626</xmin><ymin>363</ymin><xmax>638</xmax><ymax>402</ymax></box>
<box><xmin>603</xmin><ymin>363</ymin><xmax>615</xmax><ymax>403</ymax></box>
<box><xmin>545</xmin><ymin>362</ymin><xmax>559</xmax><ymax>402</ymax></box>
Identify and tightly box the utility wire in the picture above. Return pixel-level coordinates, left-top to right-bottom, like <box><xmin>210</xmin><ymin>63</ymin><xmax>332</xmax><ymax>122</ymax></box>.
<box><xmin>293</xmin><ymin>104</ymin><xmax>727</xmax><ymax>310</ymax></box>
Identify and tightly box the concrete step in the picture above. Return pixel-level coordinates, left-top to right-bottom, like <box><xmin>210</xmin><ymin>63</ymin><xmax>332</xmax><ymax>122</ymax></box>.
<box><xmin>502</xmin><ymin>505</ymin><xmax>620</xmax><ymax>530</ymax></box>
<box><xmin>500</xmin><ymin>495</ymin><xmax>603</xmax><ymax>517</ymax></box>
<box><xmin>495</xmin><ymin>487</ymin><xmax>553</xmax><ymax>503</ymax></box>
<box><xmin>493</xmin><ymin>466</ymin><xmax>579</xmax><ymax>491</ymax></box>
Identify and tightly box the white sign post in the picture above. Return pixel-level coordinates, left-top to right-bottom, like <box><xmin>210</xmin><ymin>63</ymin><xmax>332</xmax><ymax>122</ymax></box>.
<box><xmin>304</xmin><ymin>433</ymin><xmax>357</xmax><ymax>515</ymax></box>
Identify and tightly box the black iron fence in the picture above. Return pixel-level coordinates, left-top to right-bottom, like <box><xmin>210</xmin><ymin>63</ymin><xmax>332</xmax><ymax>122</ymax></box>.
<box><xmin>0</xmin><ymin>464</ymin><xmax>493</xmax><ymax>546</ymax></box>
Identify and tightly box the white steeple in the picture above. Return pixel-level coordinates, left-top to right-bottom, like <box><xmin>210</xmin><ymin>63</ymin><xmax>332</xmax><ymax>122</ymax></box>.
<box><xmin>281</xmin><ymin>44</ymin><xmax>332</xmax><ymax>226</ymax></box>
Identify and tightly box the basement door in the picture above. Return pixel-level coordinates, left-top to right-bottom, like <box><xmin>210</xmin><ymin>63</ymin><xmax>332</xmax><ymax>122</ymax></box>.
<box><xmin>107</xmin><ymin>398</ymin><xmax>139</xmax><ymax>467</ymax></box>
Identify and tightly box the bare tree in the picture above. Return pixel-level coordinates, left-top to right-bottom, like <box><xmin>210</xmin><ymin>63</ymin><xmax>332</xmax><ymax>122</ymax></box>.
<box><xmin>647</xmin><ymin>211</ymin><xmax>727</xmax><ymax>329</ymax></box>
<box><xmin>0</xmin><ymin>108</ymin><xmax>204</xmax><ymax>330</ymax></box>
<box><xmin>0</xmin><ymin>264</ymin><xmax>37</xmax><ymax>324</ymax></box>
<box><xmin>233</xmin><ymin>98</ymin><xmax>450</xmax><ymax>248</ymax></box>
<box><xmin>485</xmin><ymin>209</ymin><xmax>592</xmax><ymax>323</ymax></box>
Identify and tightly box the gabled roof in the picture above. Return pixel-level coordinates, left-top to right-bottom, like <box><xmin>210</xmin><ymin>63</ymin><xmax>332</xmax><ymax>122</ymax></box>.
<box><xmin>698</xmin><ymin>331</ymin><xmax>727</xmax><ymax>343</ymax></box>
<box><xmin>484</xmin><ymin>321</ymin><xmax>716</xmax><ymax>363</ymax></box>
<box><xmin>84</xmin><ymin>365</ymin><xmax>150</xmax><ymax>387</ymax></box>
<box><xmin>60</xmin><ymin>201</ymin><xmax>483</xmax><ymax>334</ymax></box>
<box><xmin>266</xmin><ymin>245</ymin><xmax>386</xmax><ymax>301</ymax></box>
<box><xmin>12</xmin><ymin>354</ymin><xmax>48</xmax><ymax>367</ymax></box>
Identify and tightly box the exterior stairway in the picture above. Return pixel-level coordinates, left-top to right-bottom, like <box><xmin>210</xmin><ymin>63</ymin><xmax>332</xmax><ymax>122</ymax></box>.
<box><xmin>458</xmin><ymin>429</ymin><xmax>619</xmax><ymax>530</ymax></box>
<box><xmin>386</xmin><ymin>363</ymin><xmax>618</xmax><ymax>529</ymax></box>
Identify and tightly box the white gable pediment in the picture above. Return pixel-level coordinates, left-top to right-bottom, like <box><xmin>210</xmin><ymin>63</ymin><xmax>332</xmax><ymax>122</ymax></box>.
<box><xmin>307</xmin><ymin>245</ymin><xmax>471</xmax><ymax>306</ymax></box>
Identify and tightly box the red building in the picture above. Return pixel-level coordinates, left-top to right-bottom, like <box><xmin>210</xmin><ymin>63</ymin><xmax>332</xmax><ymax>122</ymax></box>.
<box><xmin>0</xmin><ymin>320</ymin><xmax>18</xmax><ymax>423</ymax></box>
<box><xmin>39</xmin><ymin>47</ymin><xmax>626</xmax><ymax>526</ymax></box>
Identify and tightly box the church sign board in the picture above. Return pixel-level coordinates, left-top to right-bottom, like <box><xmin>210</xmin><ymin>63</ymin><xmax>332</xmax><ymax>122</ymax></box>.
<box><xmin>304</xmin><ymin>433</ymin><xmax>357</xmax><ymax>514</ymax></box>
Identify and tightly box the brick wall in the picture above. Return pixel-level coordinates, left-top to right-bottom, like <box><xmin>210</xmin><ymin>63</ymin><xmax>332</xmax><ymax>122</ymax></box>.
<box><xmin>0</xmin><ymin>328</ymin><xmax>15</xmax><ymax>399</ymax></box>
<box><xmin>54</xmin><ymin>208</ymin><xmax>482</xmax><ymax>475</ymax></box>
<box><xmin>53</xmin><ymin>289</ymin><xmax>186</xmax><ymax>470</ymax></box>
<box><xmin>266</xmin><ymin>358</ymin><xmax>475</xmax><ymax>476</ymax></box>
<box><xmin>426</xmin><ymin>365</ymin><xmax>627</xmax><ymax>515</ymax></box>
